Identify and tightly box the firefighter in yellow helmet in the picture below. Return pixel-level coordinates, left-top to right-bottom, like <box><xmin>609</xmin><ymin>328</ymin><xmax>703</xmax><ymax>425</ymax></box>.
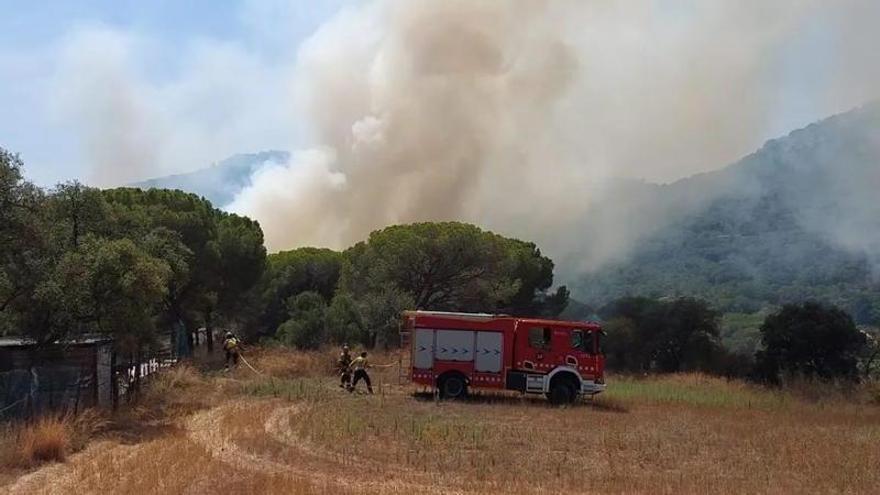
<box><xmin>348</xmin><ymin>351</ymin><xmax>373</xmax><ymax>394</ymax></box>
<box><xmin>223</xmin><ymin>332</ymin><xmax>240</xmax><ymax>370</ymax></box>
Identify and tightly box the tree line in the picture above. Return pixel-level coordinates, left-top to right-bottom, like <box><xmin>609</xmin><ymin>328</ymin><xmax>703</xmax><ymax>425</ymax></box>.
<box><xmin>1</xmin><ymin>149</ymin><xmax>266</xmax><ymax>359</ymax></box>
<box><xmin>599</xmin><ymin>296</ymin><xmax>878</xmax><ymax>383</ymax></box>
<box><xmin>254</xmin><ymin>222</ymin><xmax>569</xmax><ymax>348</ymax></box>
<box><xmin>2</xmin><ymin>150</ymin><xmax>569</xmax><ymax>357</ymax></box>
<box><xmin>4</xmin><ymin>148</ymin><xmax>875</xmax><ymax>384</ymax></box>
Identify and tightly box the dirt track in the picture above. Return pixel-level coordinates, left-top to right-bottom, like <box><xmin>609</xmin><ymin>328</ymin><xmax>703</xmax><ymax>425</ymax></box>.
<box><xmin>185</xmin><ymin>400</ymin><xmax>446</xmax><ymax>493</ymax></box>
<box><xmin>3</xmin><ymin>397</ymin><xmax>455</xmax><ymax>495</ymax></box>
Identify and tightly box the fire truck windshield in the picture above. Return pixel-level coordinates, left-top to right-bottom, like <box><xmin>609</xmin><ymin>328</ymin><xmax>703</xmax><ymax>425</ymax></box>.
<box><xmin>571</xmin><ymin>329</ymin><xmax>592</xmax><ymax>354</ymax></box>
<box><xmin>528</xmin><ymin>327</ymin><xmax>552</xmax><ymax>349</ymax></box>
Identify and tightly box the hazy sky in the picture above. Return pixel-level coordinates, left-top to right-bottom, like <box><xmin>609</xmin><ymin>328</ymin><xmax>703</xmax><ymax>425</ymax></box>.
<box><xmin>0</xmin><ymin>0</ymin><xmax>348</xmax><ymax>186</ymax></box>
<box><xmin>0</xmin><ymin>0</ymin><xmax>877</xmax><ymax>187</ymax></box>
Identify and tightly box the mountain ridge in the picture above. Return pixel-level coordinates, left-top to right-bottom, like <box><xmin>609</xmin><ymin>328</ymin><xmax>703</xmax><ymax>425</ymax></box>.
<box><xmin>132</xmin><ymin>150</ymin><xmax>289</xmax><ymax>207</ymax></box>
<box><xmin>133</xmin><ymin>105</ymin><xmax>880</xmax><ymax>325</ymax></box>
<box><xmin>570</xmin><ymin>102</ymin><xmax>880</xmax><ymax>325</ymax></box>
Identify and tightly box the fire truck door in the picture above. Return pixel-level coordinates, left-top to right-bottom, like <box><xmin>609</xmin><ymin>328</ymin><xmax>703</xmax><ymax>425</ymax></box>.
<box><xmin>520</xmin><ymin>326</ymin><xmax>553</xmax><ymax>371</ymax></box>
<box><xmin>474</xmin><ymin>331</ymin><xmax>502</xmax><ymax>373</ymax></box>
<box><xmin>435</xmin><ymin>330</ymin><xmax>474</xmax><ymax>362</ymax></box>
<box><xmin>413</xmin><ymin>329</ymin><xmax>434</xmax><ymax>369</ymax></box>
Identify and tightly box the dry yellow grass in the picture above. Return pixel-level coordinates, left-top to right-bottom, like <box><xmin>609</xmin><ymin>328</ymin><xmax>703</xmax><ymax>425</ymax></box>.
<box><xmin>247</xmin><ymin>346</ymin><xmax>338</xmax><ymax>378</ymax></box>
<box><xmin>1</xmin><ymin>409</ymin><xmax>109</xmax><ymax>472</ymax></box>
<box><xmin>245</xmin><ymin>346</ymin><xmax>394</xmax><ymax>379</ymax></box>
<box><xmin>0</xmin><ymin>422</ymin><xmax>22</xmax><ymax>480</ymax></box>
<box><xmin>137</xmin><ymin>362</ymin><xmax>215</xmax><ymax>417</ymax></box>
<box><xmin>2</xmin><ymin>347</ymin><xmax>878</xmax><ymax>494</ymax></box>
<box><xmin>18</xmin><ymin>417</ymin><xmax>70</xmax><ymax>465</ymax></box>
<box><xmin>274</xmin><ymin>370</ymin><xmax>880</xmax><ymax>494</ymax></box>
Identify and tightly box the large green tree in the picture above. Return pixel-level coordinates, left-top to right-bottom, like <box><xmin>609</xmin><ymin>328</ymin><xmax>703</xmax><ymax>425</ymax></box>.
<box><xmin>2</xmin><ymin>151</ymin><xmax>266</xmax><ymax>356</ymax></box>
<box><xmin>339</xmin><ymin>222</ymin><xmax>568</xmax><ymax>316</ymax></box>
<box><xmin>501</xmin><ymin>239</ymin><xmax>570</xmax><ymax>316</ymax></box>
<box><xmin>55</xmin><ymin>236</ymin><xmax>171</xmax><ymax>355</ymax></box>
<box><xmin>356</xmin><ymin>285</ymin><xmax>415</xmax><ymax>348</ymax></box>
<box><xmin>276</xmin><ymin>291</ymin><xmax>327</xmax><ymax>349</ymax></box>
<box><xmin>47</xmin><ymin>182</ymin><xmax>111</xmax><ymax>248</ymax></box>
<box><xmin>201</xmin><ymin>212</ymin><xmax>267</xmax><ymax>348</ymax></box>
<box><xmin>1</xmin><ymin>149</ymin><xmax>53</xmax><ymax>340</ymax></box>
<box><xmin>755</xmin><ymin>302</ymin><xmax>867</xmax><ymax>383</ymax></box>
<box><xmin>258</xmin><ymin>247</ymin><xmax>342</xmax><ymax>339</ymax></box>
<box><xmin>1</xmin><ymin>160</ymin><xmax>173</xmax><ymax>348</ymax></box>
<box><xmin>600</xmin><ymin>296</ymin><xmax>724</xmax><ymax>373</ymax></box>
<box><xmin>325</xmin><ymin>293</ymin><xmax>365</xmax><ymax>346</ymax></box>
<box><xmin>257</xmin><ymin>222</ymin><xmax>567</xmax><ymax>349</ymax></box>
<box><xmin>102</xmin><ymin>188</ymin><xmax>223</xmax><ymax>348</ymax></box>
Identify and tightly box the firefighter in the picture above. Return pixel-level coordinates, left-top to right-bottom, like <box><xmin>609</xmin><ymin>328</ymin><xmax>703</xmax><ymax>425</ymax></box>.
<box><xmin>348</xmin><ymin>351</ymin><xmax>373</xmax><ymax>394</ymax></box>
<box><xmin>223</xmin><ymin>332</ymin><xmax>240</xmax><ymax>370</ymax></box>
<box><xmin>338</xmin><ymin>344</ymin><xmax>353</xmax><ymax>388</ymax></box>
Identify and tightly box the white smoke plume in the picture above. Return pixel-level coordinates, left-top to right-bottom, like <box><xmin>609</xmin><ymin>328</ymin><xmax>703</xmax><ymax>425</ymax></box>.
<box><xmin>52</xmin><ymin>28</ymin><xmax>161</xmax><ymax>187</ymax></box>
<box><xmin>50</xmin><ymin>0</ymin><xmax>880</xmax><ymax>272</ymax></box>
<box><xmin>51</xmin><ymin>24</ymin><xmax>297</xmax><ymax>187</ymax></box>
<box><xmin>229</xmin><ymin>0</ymin><xmax>880</xmax><ymax>259</ymax></box>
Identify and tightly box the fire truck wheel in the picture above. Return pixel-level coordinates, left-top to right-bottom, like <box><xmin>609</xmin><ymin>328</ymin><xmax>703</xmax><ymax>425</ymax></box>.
<box><xmin>438</xmin><ymin>374</ymin><xmax>468</xmax><ymax>399</ymax></box>
<box><xmin>547</xmin><ymin>382</ymin><xmax>575</xmax><ymax>405</ymax></box>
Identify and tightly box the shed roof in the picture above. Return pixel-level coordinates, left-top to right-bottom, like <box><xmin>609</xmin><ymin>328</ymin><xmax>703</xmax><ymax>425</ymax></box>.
<box><xmin>0</xmin><ymin>336</ymin><xmax>114</xmax><ymax>348</ymax></box>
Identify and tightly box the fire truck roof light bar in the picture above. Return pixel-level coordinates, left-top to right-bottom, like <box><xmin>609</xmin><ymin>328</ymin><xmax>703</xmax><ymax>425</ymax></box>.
<box><xmin>402</xmin><ymin>310</ymin><xmax>510</xmax><ymax>319</ymax></box>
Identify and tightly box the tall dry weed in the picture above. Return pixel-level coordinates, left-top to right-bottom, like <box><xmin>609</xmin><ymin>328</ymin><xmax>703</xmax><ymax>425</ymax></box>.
<box><xmin>0</xmin><ymin>422</ymin><xmax>19</xmax><ymax>469</ymax></box>
<box><xmin>17</xmin><ymin>416</ymin><xmax>71</xmax><ymax>465</ymax></box>
<box><xmin>246</xmin><ymin>346</ymin><xmax>398</xmax><ymax>379</ymax></box>
<box><xmin>145</xmin><ymin>363</ymin><xmax>204</xmax><ymax>396</ymax></box>
<box><xmin>135</xmin><ymin>363</ymin><xmax>213</xmax><ymax>418</ymax></box>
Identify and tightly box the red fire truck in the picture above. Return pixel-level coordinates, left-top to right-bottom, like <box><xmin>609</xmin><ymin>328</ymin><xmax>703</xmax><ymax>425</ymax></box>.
<box><xmin>400</xmin><ymin>311</ymin><xmax>605</xmax><ymax>404</ymax></box>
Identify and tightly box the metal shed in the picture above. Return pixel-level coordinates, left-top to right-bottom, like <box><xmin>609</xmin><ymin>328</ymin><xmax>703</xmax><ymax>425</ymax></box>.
<box><xmin>0</xmin><ymin>337</ymin><xmax>114</xmax><ymax>419</ymax></box>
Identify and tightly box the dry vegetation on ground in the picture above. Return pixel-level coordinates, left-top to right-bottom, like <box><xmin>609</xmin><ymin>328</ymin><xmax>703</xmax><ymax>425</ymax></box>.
<box><xmin>2</xmin><ymin>348</ymin><xmax>879</xmax><ymax>494</ymax></box>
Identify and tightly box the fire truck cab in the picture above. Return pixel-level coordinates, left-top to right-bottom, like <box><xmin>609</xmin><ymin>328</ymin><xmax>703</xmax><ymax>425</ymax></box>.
<box><xmin>400</xmin><ymin>311</ymin><xmax>605</xmax><ymax>404</ymax></box>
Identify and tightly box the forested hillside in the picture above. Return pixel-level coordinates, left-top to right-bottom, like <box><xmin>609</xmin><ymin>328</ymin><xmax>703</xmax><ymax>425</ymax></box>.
<box><xmin>132</xmin><ymin>150</ymin><xmax>289</xmax><ymax>207</ymax></box>
<box><xmin>136</xmin><ymin>105</ymin><xmax>880</xmax><ymax>334</ymax></box>
<box><xmin>571</xmin><ymin>103</ymin><xmax>880</xmax><ymax>327</ymax></box>
<box><xmin>120</xmin><ymin>102</ymin><xmax>880</xmax><ymax>361</ymax></box>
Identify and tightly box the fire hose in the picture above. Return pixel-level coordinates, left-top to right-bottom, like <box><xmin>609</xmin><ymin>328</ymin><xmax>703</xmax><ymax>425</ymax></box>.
<box><xmin>238</xmin><ymin>353</ymin><xmax>263</xmax><ymax>376</ymax></box>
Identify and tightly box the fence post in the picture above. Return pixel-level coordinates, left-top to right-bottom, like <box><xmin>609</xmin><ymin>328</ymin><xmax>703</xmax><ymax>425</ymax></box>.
<box><xmin>130</xmin><ymin>354</ymin><xmax>137</xmax><ymax>400</ymax></box>
<box><xmin>92</xmin><ymin>345</ymin><xmax>99</xmax><ymax>408</ymax></box>
<box><xmin>73</xmin><ymin>373</ymin><xmax>82</xmax><ymax>416</ymax></box>
<box><xmin>26</xmin><ymin>365</ymin><xmax>35</xmax><ymax>421</ymax></box>
<box><xmin>111</xmin><ymin>350</ymin><xmax>118</xmax><ymax>411</ymax></box>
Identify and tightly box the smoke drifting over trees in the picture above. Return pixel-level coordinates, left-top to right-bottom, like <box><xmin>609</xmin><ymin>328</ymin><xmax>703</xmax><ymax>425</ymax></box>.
<box><xmin>50</xmin><ymin>0</ymin><xmax>880</xmax><ymax>273</ymax></box>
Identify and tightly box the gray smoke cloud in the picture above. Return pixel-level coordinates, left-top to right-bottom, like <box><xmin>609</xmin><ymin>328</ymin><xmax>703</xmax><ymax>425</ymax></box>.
<box><xmin>777</xmin><ymin>105</ymin><xmax>880</xmax><ymax>274</ymax></box>
<box><xmin>229</xmin><ymin>1</ymin><xmax>880</xmax><ymax>263</ymax></box>
<box><xmin>53</xmin><ymin>28</ymin><xmax>161</xmax><ymax>187</ymax></box>
<box><xmin>50</xmin><ymin>0</ymin><xmax>880</xmax><ymax>273</ymax></box>
<box><xmin>51</xmin><ymin>24</ymin><xmax>297</xmax><ymax>188</ymax></box>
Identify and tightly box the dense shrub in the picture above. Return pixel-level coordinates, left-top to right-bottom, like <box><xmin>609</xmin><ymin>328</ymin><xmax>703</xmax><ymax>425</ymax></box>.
<box><xmin>755</xmin><ymin>302</ymin><xmax>867</xmax><ymax>383</ymax></box>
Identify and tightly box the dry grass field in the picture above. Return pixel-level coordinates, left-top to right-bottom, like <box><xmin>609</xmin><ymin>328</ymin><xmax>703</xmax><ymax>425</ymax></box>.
<box><xmin>2</xmin><ymin>347</ymin><xmax>879</xmax><ymax>494</ymax></box>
